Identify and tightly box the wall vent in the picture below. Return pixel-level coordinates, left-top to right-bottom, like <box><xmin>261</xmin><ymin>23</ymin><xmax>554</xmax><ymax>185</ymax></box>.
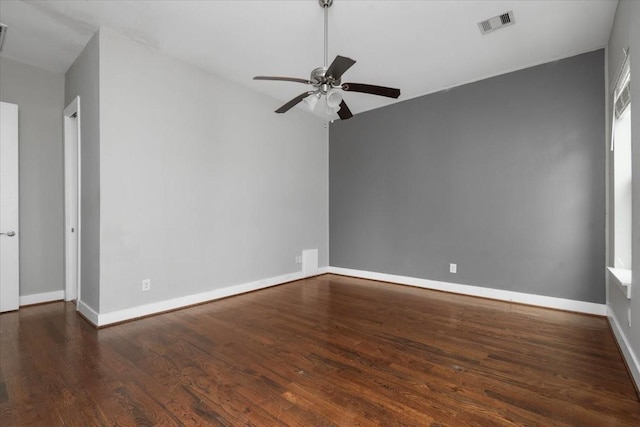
<box><xmin>478</xmin><ymin>11</ymin><xmax>515</xmax><ymax>35</ymax></box>
<box><xmin>0</xmin><ymin>24</ymin><xmax>7</xmax><ymax>52</ymax></box>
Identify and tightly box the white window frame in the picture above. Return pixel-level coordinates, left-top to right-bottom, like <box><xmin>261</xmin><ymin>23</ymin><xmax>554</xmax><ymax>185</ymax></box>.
<box><xmin>608</xmin><ymin>48</ymin><xmax>632</xmax><ymax>298</ymax></box>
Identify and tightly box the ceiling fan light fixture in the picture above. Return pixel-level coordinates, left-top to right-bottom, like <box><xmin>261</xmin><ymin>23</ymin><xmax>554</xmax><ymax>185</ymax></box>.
<box><xmin>304</xmin><ymin>92</ymin><xmax>321</xmax><ymax>111</ymax></box>
<box><xmin>326</xmin><ymin>104</ymin><xmax>340</xmax><ymax>116</ymax></box>
<box><xmin>253</xmin><ymin>0</ymin><xmax>399</xmax><ymax>120</ymax></box>
<box><xmin>326</xmin><ymin>90</ymin><xmax>342</xmax><ymax>109</ymax></box>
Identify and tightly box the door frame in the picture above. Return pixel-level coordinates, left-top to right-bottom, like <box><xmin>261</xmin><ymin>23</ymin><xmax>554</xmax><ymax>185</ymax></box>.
<box><xmin>63</xmin><ymin>97</ymin><xmax>81</xmax><ymax>306</ymax></box>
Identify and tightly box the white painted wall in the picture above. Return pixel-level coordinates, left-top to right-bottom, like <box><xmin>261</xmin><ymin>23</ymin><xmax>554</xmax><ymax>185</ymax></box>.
<box><xmin>0</xmin><ymin>57</ymin><xmax>65</xmax><ymax>298</ymax></box>
<box><xmin>97</xmin><ymin>28</ymin><xmax>328</xmax><ymax>314</ymax></box>
<box><xmin>606</xmin><ymin>0</ymin><xmax>640</xmax><ymax>388</ymax></box>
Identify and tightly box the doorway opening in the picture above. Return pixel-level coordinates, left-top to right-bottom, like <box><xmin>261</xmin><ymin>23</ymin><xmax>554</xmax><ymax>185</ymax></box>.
<box><xmin>63</xmin><ymin>97</ymin><xmax>81</xmax><ymax>306</ymax></box>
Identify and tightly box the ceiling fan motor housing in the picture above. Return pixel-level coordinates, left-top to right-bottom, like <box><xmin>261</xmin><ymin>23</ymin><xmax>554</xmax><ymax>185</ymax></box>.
<box><xmin>310</xmin><ymin>67</ymin><xmax>341</xmax><ymax>88</ymax></box>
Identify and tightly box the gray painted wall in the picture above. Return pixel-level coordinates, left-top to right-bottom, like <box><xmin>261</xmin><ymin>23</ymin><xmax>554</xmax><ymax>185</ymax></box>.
<box><xmin>330</xmin><ymin>49</ymin><xmax>605</xmax><ymax>303</ymax></box>
<box><xmin>0</xmin><ymin>57</ymin><xmax>64</xmax><ymax>297</ymax></box>
<box><xmin>606</xmin><ymin>0</ymin><xmax>640</xmax><ymax>374</ymax></box>
<box><xmin>65</xmin><ymin>32</ymin><xmax>100</xmax><ymax>312</ymax></box>
<box><xmin>97</xmin><ymin>28</ymin><xmax>328</xmax><ymax>314</ymax></box>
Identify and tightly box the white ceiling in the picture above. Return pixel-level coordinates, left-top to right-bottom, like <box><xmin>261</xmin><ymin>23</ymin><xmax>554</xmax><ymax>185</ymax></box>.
<box><xmin>0</xmin><ymin>0</ymin><xmax>617</xmax><ymax>117</ymax></box>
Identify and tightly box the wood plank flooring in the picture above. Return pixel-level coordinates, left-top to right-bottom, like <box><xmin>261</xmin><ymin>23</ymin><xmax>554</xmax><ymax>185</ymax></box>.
<box><xmin>1</xmin><ymin>274</ymin><xmax>639</xmax><ymax>426</ymax></box>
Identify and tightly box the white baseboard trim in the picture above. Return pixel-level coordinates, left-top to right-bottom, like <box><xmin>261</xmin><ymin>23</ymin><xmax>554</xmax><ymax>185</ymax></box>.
<box><xmin>77</xmin><ymin>300</ymin><xmax>100</xmax><ymax>325</ymax></box>
<box><xmin>19</xmin><ymin>290</ymin><xmax>64</xmax><ymax>306</ymax></box>
<box><xmin>328</xmin><ymin>267</ymin><xmax>607</xmax><ymax>316</ymax></box>
<box><xmin>607</xmin><ymin>307</ymin><xmax>640</xmax><ymax>391</ymax></box>
<box><xmin>89</xmin><ymin>269</ymin><xmax>328</xmax><ymax>327</ymax></box>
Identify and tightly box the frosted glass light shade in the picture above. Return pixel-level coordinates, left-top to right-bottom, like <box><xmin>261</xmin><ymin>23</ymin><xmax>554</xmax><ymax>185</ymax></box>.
<box><xmin>326</xmin><ymin>90</ymin><xmax>342</xmax><ymax>108</ymax></box>
<box><xmin>304</xmin><ymin>93</ymin><xmax>321</xmax><ymax>111</ymax></box>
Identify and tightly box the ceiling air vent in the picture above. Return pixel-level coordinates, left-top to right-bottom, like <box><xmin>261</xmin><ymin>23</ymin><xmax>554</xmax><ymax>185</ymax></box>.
<box><xmin>0</xmin><ymin>24</ymin><xmax>7</xmax><ymax>52</ymax></box>
<box><xmin>478</xmin><ymin>11</ymin><xmax>515</xmax><ymax>35</ymax></box>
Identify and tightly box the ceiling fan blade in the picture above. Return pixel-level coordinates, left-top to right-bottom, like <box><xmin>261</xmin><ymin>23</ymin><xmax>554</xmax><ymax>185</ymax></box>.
<box><xmin>254</xmin><ymin>76</ymin><xmax>311</xmax><ymax>84</ymax></box>
<box><xmin>342</xmin><ymin>83</ymin><xmax>401</xmax><ymax>99</ymax></box>
<box><xmin>337</xmin><ymin>100</ymin><xmax>353</xmax><ymax>120</ymax></box>
<box><xmin>275</xmin><ymin>92</ymin><xmax>315</xmax><ymax>114</ymax></box>
<box><xmin>326</xmin><ymin>55</ymin><xmax>356</xmax><ymax>80</ymax></box>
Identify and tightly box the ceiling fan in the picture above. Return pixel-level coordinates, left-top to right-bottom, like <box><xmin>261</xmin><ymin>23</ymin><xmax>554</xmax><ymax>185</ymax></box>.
<box><xmin>253</xmin><ymin>0</ymin><xmax>401</xmax><ymax>120</ymax></box>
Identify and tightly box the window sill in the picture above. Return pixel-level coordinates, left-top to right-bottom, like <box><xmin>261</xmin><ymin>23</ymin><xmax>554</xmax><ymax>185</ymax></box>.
<box><xmin>608</xmin><ymin>267</ymin><xmax>632</xmax><ymax>299</ymax></box>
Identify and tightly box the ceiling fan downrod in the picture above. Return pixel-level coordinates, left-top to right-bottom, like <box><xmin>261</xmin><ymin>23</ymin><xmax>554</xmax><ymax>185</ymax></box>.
<box><xmin>321</xmin><ymin>0</ymin><xmax>333</xmax><ymax>68</ymax></box>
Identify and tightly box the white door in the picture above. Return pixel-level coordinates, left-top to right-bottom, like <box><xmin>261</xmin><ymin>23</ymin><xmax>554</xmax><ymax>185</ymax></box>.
<box><xmin>0</xmin><ymin>102</ymin><xmax>19</xmax><ymax>312</ymax></box>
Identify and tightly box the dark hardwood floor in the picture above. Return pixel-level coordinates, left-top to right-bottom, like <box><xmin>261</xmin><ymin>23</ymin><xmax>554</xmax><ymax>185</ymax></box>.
<box><xmin>1</xmin><ymin>274</ymin><xmax>639</xmax><ymax>426</ymax></box>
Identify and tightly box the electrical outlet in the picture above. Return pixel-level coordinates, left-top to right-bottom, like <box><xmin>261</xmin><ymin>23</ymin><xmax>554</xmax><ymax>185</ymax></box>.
<box><xmin>295</xmin><ymin>255</ymin><xmax>302</xmax><ymax>264</ymax></box>
<box><xmin>449</xmin><ymin>263</ymin><xmax>457</xmax><ymax>274</ymax></box>
<box><xmin>142</xmin><ymin>279</ymin><xmax>151</xmax><ymax>292</ymax></box>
